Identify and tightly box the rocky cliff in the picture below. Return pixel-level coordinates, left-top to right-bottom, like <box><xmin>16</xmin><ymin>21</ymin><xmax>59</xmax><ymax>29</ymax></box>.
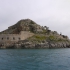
<box><xmin>0</xmin><ymin>19</ymin><xmax>70</xmax><ymax>49</ymax></box>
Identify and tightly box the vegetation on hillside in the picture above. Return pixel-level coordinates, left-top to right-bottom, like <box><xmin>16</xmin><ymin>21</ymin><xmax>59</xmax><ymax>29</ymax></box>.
<box><xmin>0</xmin><ymin>19</ymin><xmax>69</xmax><ymax>43</ymax></box>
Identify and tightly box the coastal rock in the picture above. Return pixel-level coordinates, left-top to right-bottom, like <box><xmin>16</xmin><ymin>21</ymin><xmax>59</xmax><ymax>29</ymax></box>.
<box><xmin>0</xmin><ymin>19</ymin><xmax>70</xmax><ymax>49</ymax></box>
<box><xmin>2</xmin><ymin>41</ymin><xmax>69</xmax><ymax>49</ymax></box>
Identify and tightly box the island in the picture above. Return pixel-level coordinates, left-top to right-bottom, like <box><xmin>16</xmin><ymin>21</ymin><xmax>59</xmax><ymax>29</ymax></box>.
<box><xmin>0</xmin><ymin>19</ymin><xmax>70</xmax><ymax>49</ymax></box>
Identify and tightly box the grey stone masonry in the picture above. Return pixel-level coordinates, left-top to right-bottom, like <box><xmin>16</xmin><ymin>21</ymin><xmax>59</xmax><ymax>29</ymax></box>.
<box><xmin>0</xmin><ymin>31</ymin><xmax>34</xmax><ymax>43</ymax></box>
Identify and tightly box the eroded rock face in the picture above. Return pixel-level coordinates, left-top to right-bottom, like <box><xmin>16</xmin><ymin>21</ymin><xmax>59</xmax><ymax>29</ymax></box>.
<box><xmin>0</xmin><ymin>40</ymin><xmax>70</xmax><ymax>49</ymax></box>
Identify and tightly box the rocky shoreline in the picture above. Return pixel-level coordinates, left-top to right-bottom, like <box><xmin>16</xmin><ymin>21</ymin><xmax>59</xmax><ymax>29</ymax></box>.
<box><xmin>0</xmin><ymin>40</ymin><xmax>70</xmax><ymax>49</ymax></box>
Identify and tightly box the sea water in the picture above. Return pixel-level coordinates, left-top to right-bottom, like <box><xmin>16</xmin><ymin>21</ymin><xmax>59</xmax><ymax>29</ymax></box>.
<box><xmin>0</xmin><ymin>48</ymin><xmax>70</xmax><ymax>70</ymax></box>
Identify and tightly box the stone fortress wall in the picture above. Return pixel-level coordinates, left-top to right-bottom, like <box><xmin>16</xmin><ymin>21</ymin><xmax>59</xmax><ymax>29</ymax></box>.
<box><xmin>20</xmin><ymin>31</ymin><xmax>34</xmax><ymax>40</ymax></box>
<box><xmin>0</xmin><ymin>31</ymin><xmax>34</xmax><ymax>43</ymax></box>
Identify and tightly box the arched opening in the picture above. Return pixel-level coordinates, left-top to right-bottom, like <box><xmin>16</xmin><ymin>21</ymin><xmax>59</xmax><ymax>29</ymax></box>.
<box><xmin>2</xmin><ymin>38</ymin><xmax>3</xmax><ymax>40</ymax></box>
<box><xmin>7</xmin><ymin>37</ymin><xmax>9</xmax><ymax>40</ymax></box>
<box><xmin>13</xmin><ymin>37</ymin><xmax>15</xmax><ymax>40</ymax></box>
<box><xmin>18</xmin><ymin>37</ymin><xmax>21</xmax><ymax>40</ymax></box>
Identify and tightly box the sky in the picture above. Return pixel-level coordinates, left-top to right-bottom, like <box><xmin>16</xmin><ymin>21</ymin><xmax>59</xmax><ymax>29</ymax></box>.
<box><xmin>0</xmin><ymin>0</ymin><xmax>70</xmax><ymax>38</ymax></box>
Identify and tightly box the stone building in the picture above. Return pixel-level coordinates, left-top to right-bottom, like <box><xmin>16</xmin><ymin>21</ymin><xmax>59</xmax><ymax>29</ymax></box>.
<box><xmin>0</xmin><ymin>31</ymin><xmax>34</xmax><ymax>43</ymax></box>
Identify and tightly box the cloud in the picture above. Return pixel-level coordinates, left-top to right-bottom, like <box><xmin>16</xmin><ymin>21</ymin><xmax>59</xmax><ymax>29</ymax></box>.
<box><xmin>0</xmin><ymin>0</ymin><xmax>70</xmax><ymax>38</ymax></box>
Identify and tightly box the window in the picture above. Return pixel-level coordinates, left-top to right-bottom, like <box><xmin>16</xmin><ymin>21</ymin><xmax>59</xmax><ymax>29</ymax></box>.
<box><xmin>7</xmin><ymin>37</ymin><xmax>9</xmax><ymax>40</ymax></box>
<box><xmin>18</xmin><ymin>37</ymin><xmax>21</xmax><ymax>40</ymax></box>
<box><xmin>2</xmin><ymin>38</ymin><xmax>3</xmax><ymax>40</ymax></box>
<box><xmin>13</xmin><ymin>37</ymin><xmax>15</xmax><ymax>40</ymax></box>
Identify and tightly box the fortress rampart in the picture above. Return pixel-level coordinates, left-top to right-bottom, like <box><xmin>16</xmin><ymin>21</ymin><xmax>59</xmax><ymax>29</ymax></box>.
<box><xmin>0</xmin><ymin>31</ymin><xmax>34</xmax><ymax>43</ymax></box>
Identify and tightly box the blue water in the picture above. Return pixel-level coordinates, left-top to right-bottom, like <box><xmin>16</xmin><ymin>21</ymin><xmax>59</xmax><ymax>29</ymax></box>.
<box><xmin>0</xmin><ymin>49</ymin><xmax>70</xmax><ymax>70</ymax></box>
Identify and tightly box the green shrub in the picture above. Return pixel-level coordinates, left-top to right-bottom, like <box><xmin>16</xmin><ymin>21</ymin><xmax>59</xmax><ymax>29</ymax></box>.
<box><xmin>35</xmin><ymin>35</ymin><xmax>46</xmax><ymax>40</ymax></box>
<box><xmin>48</xmin><ymin>35</ymin><xmax>57</xmax><ymax>41</ymax></box>
<box><xmin>28</xmin><ymin>34</ymin><xmax>47</xmax><ymax>43</ymax></box>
